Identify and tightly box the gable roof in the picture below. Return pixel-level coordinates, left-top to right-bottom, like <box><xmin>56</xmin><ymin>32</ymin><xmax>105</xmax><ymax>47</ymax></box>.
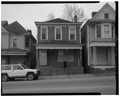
<box><xmin>81</xmin><ymin>3</ymin><xmax>115</xmax><ymax>32</ymax></box>
<box><xmin>4</xmin><ymin>21</ymin><xmax>29</xmax><ymax>35</ymax></box>
<box><xmin>92</xmin><ymin>3</ymin><xmax>115</xmax><ymax>20</ymax></box>
<box><xmin>45</xmin><ymin>18</ymin><xmax>72</xmax><ymax>23</ymax></box>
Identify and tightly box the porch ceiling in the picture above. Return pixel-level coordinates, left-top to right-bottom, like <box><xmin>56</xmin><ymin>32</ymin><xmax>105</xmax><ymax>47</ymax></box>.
<box><xmin>36</xmin><ymin>44</ymin><xmax>83</xmax><ymax>49</ymax></box>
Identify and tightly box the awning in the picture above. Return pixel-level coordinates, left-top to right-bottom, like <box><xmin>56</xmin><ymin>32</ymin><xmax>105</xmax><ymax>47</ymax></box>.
<box><xmin>1</xmin><ymin>48</ymin><xmax>28</xmax><ymax>56</ymax></box>
<box><xmin>36</xmin><ymin>44</ymin><xmax>83</xmax><ymax>49</ymax></box>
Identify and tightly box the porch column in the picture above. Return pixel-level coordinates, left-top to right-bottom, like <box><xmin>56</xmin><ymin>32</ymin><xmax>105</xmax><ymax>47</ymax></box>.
<box><xmin>112</xmin><ymin>47</ymin><xmax>115</xmax><ymax>65</ymax></box>
<box><xmin>80</xmin><ymin>49</ymin><xmax>82</xmax><ymax>66</ymax></box>
<box><xmin>93</xmin><ymin>47</ymin><xmax>96</xmax><ymax>66</ymax></box>
<box><xmin>36</xmin><ymin>49</ymin><xmax>39</xmax><ymax>66</ymax></box>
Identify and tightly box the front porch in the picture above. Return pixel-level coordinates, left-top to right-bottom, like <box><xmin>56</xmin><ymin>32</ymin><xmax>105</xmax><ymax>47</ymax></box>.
<box><xmin>89</xmin><ymin>46</ymin><xmax>115</xmax><ymax>73</ymax></box>
<box><xmin>36</xmin><ymin>44</ymin><xmax>84</xmax><ymax>75</ymax></box>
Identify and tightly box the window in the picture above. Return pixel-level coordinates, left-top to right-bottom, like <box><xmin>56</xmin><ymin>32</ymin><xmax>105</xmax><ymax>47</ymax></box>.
<box><xmin>2</xmin><ymin>66</ymin><xmax>11</xmax><ymax>70</ymax></box>
<box><xmin>25</xmin><ymin>36</ymin><xmax>29</xmax><ymax>47</ymax></box>
<box><xmin>104</xmin><ymin>13</ymin><xmax>109</xmax><ymax>19</ymax></box>
<box><xmin>104</xmin><ymin>25</ymin><xmax>110</xmax><ymax>38</ymax></box>
<box><xmin>55</xmin><ymin>27</ymin><xmax>62</xmax><ymax>40</ymax></box>
<box><xmin>96</xmin><ymin>25</ymin><xmax>101</xmax><ymax>38</ymax></box>
<box><xmin>95</xmin><ymin>23</ymin><xmax>112</xmax><ymax>39</ymax></box>
<box><xmin>69</xmin><ymin>27</ymin><xmax>76</xmax><ymax>40</ymax></box>
<box><xmin>13</xmin><ymin>65</ymin><xmax>22</xmax><ymax>70</ymax></box>
<box><xmin>41</xmin><ymin>27</ymin><xmax>48</xmax><ymax>40</ymax></box>
<box><xmin>111</xmin><ymin>25</ymin><xmax>114</xmax><ymax>38</ymax></box>
<box><xmin>13</xmin><ymin>38</ymin><xmax>17</xmax><ymax>47</ymax></box>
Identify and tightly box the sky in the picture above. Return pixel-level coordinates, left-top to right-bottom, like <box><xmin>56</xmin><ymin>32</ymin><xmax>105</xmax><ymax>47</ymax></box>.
<box><xmin>1</xmin><ymin>1</ymin><xmax>115</xmax><ymax>39</ymax></box>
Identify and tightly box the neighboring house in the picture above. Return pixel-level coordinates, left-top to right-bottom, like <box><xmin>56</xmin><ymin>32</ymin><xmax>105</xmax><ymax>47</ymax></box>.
<box><xmin>1</xmin><ymin>21</ymin><xmax>36</xmax><ymax>68</ymax></box>
<box><xmin>81</xmin><ymin>3</ymin><xmax>115</xmax><ymax>73</ymax></box>
<box><xmin>35</xmin><ymin>16</ymin><xmax>84</xmax><ymax>75</ymax></box>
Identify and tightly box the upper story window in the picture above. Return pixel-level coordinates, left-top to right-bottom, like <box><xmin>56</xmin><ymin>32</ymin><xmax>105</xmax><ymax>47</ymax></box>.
<box><xmin>25</xmin><ymin>36</ymin><xmax>29</xmax><ymax>48</ymax></box>
<box><xmin>41</xmin><ymin>27</ymin><xmax>48</xmax><ymax>40</ymax></box>
<box><xmin>104</xmin><ymin>13</ymin><xmax>109</xmax><ymax>19</ymax></box>
<box><xmin>104</xmin><ymin>25</ymin><xmax>110</xmax><ymax>38</ymax></box>
<box><xmin>13</xmin><ymin>38</ymin><xmax>18</xmax><ymax>47</ymax></box>
<box><xmin>69</xmin><ymin>27</ymin><xmax>76</xmax><ymax>40</ymax></box>
<box><xmin>96</xmin><ymin>25</ymin><xmax>101</xmax><ymax>38</ymax></box>
<box><xmin>95</xmin><ymin>23</ymin><xmax>113</xmax><ymax>39</ymax></box>
<box><xmin>55</xmin><ymin>27</ymin><xmax>62</xmax><ymax>40</ymax></box>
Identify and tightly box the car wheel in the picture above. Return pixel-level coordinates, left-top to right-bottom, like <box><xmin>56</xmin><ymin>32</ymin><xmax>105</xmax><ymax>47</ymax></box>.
<box><xmin>2</xmin><ymin>74</ymin><xmax>8</xmax><ymax>82</ymax></box>
<box><xmin>27</xmin><ymin>73</ymin><xmax>34</xmax><ymax>80</ymax></box>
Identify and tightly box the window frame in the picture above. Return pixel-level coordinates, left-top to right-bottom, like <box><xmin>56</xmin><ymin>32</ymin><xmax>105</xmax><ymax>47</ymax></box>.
<box><xmin>12</xmin><ymin>38</ymin><xmax>18</xmax><ymax>47</ymax></box>
<box><xmin>69</xmin><ymin>26</ymin><xmax>76</xmax><ymax>40</ymax></box>
<box><xmin>95</xmin><ymin>24</ymin><xmax>101</xmax><ymax>39</ymax></box>
<box><xmin>25</xmin><ymin>36</ymin><xmax>29</xmax><ymax>48</ymax></box>
<box><xmin>40</xmin><ymin>26</ymin><xmax>48</xmax><ymax>40</ymax></box>
<box><xmin>104</xmin><ymin>13</ymin><xmax>109</xmax><ymax>19</ymax></box>
<box><xmin>55</xmin><ymin>27</ymin><xmax>62</xmax><ymax>40</ymax></box>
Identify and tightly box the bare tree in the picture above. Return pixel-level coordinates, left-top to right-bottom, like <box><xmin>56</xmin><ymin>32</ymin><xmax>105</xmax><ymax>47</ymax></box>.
<box><xmin>62</xmin><ymin>4</ymin><xmax>86</xmax><ymax>22</ymax></box>
<box><xmin>48</xmin><ymin>12</ymin><xmax>55</xmax><ymax>20</ymax></box>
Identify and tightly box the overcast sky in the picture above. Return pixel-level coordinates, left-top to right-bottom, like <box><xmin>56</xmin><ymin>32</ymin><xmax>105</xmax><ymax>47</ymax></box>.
<box><xmin>1</xmin><ymin>2</ymin><xmax>115</xmax><ymax>39</ymax></box>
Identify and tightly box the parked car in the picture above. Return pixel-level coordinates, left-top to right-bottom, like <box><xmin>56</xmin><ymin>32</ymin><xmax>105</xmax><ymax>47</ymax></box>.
<box><xmin>1</xmin><ymin>64</ymin><xmax>40</xmax><ymax>81</ymax></box>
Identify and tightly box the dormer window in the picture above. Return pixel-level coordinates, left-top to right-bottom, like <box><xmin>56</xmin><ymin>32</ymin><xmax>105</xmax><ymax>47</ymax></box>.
<box><xmin>104</xmin><ymin>13</ymin><xmax>109</xmax><ymax>19</ymax></box>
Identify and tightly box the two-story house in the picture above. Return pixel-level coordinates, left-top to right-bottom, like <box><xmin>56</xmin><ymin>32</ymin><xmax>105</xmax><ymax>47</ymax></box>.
<box><xmin>35</xmin><ymin>17</ymin><xmax>84</xmax><ymax>75</ymax></box>
<box><xmin>1</xmin><ymin>21</ymin><xmax>36</xmax><ymax>68</ymax></box>
<box><xmin>81</xmin><ymin>3</ymin><xmax>115</xmax><ymax>73</ymax></box>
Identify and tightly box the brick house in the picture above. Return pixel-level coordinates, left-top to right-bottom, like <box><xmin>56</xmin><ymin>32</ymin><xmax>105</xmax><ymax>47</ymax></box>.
<box><xmin>1</xmin><ymin>21</ymin><xmax>36</xmax><ymax>68</ymax></box>
<box><xmin>81</xmin><ymin>3</ymin><xmax>115</xmax><ymax>73</ymax></box>
<box><xmin>35</xmin><ymin>17</ymin><xmax>84</xmax><ymax>75</ymax></box>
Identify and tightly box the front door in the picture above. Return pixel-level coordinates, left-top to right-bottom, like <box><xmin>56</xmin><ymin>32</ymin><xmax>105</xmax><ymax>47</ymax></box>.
<box><xmin>96</xmin><ymin>47</ymin><xmax>108</xmax><ymax>65</ymax></box>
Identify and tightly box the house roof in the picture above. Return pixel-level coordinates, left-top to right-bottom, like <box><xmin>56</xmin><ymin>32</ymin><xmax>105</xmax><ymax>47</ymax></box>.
<box><xmin>4</xmin><ymin>21</ymin><xmax>30</xmax><ymax>35</ymax></box>
<box><xmin>45</xmin><ymin>18</ymin><xmax>72</xmax><ymax>23</ymax></box>
<box><xmin>1</xmin><ymin>26</ymin><xmax>9</xmax><ymax>34</ymax></box>
<box><xmin>92</xmin><ymin>3</ymin><xmax>115</xmax><ymax>20</ymax></box>
<box><xmin>35</xmin><ymin>18</ymin><xmax>82</xmax><ymax>26</ymax></box>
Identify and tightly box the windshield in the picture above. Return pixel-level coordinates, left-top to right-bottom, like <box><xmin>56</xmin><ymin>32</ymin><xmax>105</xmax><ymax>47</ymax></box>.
<box><xmin>21</xmin><ymin>64</ymin><xmax>28</xmax><ymax>69</ymax></box>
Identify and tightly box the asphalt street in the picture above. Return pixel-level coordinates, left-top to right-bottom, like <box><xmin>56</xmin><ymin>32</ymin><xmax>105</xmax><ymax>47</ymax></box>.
<box><xmin>2</xmin><ymin>75</ymin><xmax>116</xmax><ymax>95</ymax></box>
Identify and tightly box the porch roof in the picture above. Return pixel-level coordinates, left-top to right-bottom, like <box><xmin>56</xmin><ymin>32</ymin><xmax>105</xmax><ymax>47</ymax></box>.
<box><xmin>36</xmin><ymin>44</ymin><xmax>83</xmax><ymax>49</ymax></box>
<box><xmin>1</xmin><ymin>48</ymin><xmax>29</xmax><ymax>55</ymax></box>
<box><xmin>90</xmin><ymin>41</ymin><xmax>115</xmax><ymax>47</ymax></box>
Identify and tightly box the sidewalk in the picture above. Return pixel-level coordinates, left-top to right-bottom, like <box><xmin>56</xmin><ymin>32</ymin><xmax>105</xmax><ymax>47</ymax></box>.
<box><xmin>39</xmin><ymin>73</ymin><xmax>115</xmax><ymax>80</ymax></box>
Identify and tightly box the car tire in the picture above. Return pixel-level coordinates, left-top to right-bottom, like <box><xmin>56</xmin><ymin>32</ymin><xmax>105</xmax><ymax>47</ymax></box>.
<box><xmin>2</xmin><ymin>74</ymin><xmax>8</xmax><ymax>82</ymax></box>
<box><xmin>27</xmin><ymin>73</ymin><xmax>35</xmax><ymax>80</ymax></box>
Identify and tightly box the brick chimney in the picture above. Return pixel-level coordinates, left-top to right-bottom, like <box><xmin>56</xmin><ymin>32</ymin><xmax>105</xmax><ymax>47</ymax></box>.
<box><xmin>74</xmin><ymin>15</ymin><xmax>77</xmax><ymax>22</ymax></box>
<box><xmin>92</xmin><ymin>12</ymin><xmax>97</xmax><ymax>17</ymax></box>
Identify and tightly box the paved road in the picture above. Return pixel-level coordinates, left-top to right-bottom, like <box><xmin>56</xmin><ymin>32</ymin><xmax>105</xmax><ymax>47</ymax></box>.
<box><xmin>2</xmin><ymin>75</ymin><xmax>116</xmax><ymax>95</ymax></box>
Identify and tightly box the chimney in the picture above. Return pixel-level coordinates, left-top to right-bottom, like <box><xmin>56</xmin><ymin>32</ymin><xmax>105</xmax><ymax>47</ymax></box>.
<box><xmin>92</xmin><ymin>12</ymin><xmax>97</xmax><ymax>17</ymax></box>
<box><xmin>74</xmin><ymin>15</ymin><xmax>77</xmax><ymax>22</ymax></box>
